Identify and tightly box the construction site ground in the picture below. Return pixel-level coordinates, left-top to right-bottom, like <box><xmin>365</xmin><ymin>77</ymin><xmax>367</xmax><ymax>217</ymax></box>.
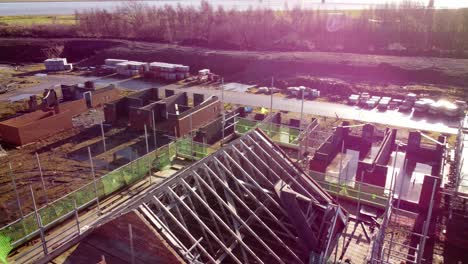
<box><xmin>7</xmin><ymin>160</ymin><xmax>187</xmax><ymax>264</ymax></box>
<box><xmin>0</xmin><ymin>106</ymin><xmax>158</xmax><ymax>227</ymax></box>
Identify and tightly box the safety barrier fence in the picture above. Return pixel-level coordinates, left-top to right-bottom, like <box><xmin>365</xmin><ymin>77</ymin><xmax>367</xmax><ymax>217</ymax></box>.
<box><xmin>175</xmin><ymin>137</ymin><xmax>217</xmax><ymax>160</ymax></box>
<box><xmin>309</xmin><ymin>171</ymin><xmax>389</xmax><ymax>208</ymax></box>
<box><xmin>234</xmin><ymin>117</ymin><xmax>301</xmax><ymax>146</ymax></box>
<box><xmin>0</xmin><ymin>141</ymin><xmax>179</xmax><ymax>253</ymax></box>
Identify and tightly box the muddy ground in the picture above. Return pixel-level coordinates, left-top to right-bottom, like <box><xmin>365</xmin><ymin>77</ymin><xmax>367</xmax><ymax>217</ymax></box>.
<box><xmin>1</xmin><ymin>38</ymin><xmax>467</xmax><ymax>101</ymax></box>
<box><xmin>0</xmin><ymin>106</ymin><xmax>155</xmax><ymax>226</ymax></box>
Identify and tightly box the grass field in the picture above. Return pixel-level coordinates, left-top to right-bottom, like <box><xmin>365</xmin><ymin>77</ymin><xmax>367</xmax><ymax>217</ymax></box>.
<box><xmin>0</xmin><ymin>15</ymin><xmax>75</xmax><ymax>26</ymax></box>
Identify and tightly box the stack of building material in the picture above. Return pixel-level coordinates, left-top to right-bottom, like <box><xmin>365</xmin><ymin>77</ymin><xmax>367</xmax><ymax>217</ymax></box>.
<box><xmin>175</xmin><ymin>65</ymin><xmax>189</xmax><ymax>80</ymax></box>
<box><xmin>44</xmin><ymin>58</ymin><xmax>73</xmax><ymax>71</ymax></box>
<box><xmin>149</xmin><ymin>62</ymin><xmax>190</xmax><ymax>81</ymax></box>
<box><xmin>116</xmin><ymin>61</ymin><xmax>149</xmax><ymax>77</ymax></box>
<box><xmin>105</xmin><ymin>59</ymin><xmax>128</xmax><ymax>67</ymax></box>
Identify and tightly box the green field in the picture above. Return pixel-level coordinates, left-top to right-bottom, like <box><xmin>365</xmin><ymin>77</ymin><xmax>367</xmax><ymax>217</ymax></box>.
<box><xmin>0</xmin><ymin>15</ymin><xmax>75</xmax><ymax>26</ymax></box>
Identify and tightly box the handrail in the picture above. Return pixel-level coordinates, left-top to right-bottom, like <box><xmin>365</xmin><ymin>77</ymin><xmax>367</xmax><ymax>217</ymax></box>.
<box><xmin>0</xmin><ymin>143</ymin><xmax>171</xmax><ymax>249</ymax></box>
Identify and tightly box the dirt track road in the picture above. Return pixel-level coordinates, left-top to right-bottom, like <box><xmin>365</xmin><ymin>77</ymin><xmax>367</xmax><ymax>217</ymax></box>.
<box><xmin>1</xmin><ymin>74</ymin><xmax>459</xmax><ymax>134</ymax></box>
<box><xmin>159</xmin><ymin>82</ymin><xmax>459</xmax><ymax>134</ymax></box>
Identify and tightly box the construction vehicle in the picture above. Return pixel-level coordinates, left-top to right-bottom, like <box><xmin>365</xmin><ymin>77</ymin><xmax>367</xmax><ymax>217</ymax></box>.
<box><xmin>42</xmin><ymin>89</ymin><xmax>59</xmax><ymax>111</ymax></box>
<box><xmin>28</xmin><ymin>88</ymin><xmax>59</xmax><ymax>112</ymax></box>
<box><xmin>198</xmin><ymin>69</ymin><xmax>210</xmax><ymax>82</ymax></box>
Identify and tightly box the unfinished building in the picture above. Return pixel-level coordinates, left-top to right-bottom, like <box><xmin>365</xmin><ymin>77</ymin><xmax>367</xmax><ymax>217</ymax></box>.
<box><xmin>0</xmin><ymin>84</ymin><xmax>119</xmax><ymax>146</ymax></box>
<box><xmin>80</xmin><ymin>129</ymin><xmax>347</xmax><ymax>263</ymax></box>
<box><xmin>104</xmin><ymin>88</ymin><xmax>222</xmax><ymax>137</ymax></box>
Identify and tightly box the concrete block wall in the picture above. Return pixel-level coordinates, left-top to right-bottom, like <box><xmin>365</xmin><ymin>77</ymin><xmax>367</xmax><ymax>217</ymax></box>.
<box><xmin>176</xmin><ymin>99</ymin><xmax>222</xmax><ymax>137</ymax></box>
<box><xmin>90</xmin><ymin>87</ymin><xmax>121</xmax><ymax>108</ymax></box>
<box><xmin>419</xmin><ymin>175</ymin><xmax>441</xmax><ymax>211</ymax></box>
<box><xmin>194</xmin><ymin>107</ymin><xmax>242</xmax><ymax>145</ymax></box>
<box><xmin>374</xmin><ymin>129</ymin><xmax>397</xmax><ymax>166</ymax></box>
<box><xmin>309</xmin><ymin>122</ymin><xmax>349</xmax><ymax>172</ymax></box>
<box><xmin>104</xmin><ymin>88</ymin><xmax>159</xmax><ymax>124</ymax></box>
<box><xmin>128</xmin><ymin>88</ymin><xmax>160</xmax><ymax>106</ymax></box>
<box><xmin>164</xmin><ymin>93</ymin><xmax>188</xmax><ymax>115</ymax></box>
<box><xmin>193</xmin><ymin>93</ymin><xmax>205</xmax><ymax>106</ymax></box>
<box><xmin>129</xmin><ymin>107</ymin><xmax>152</xmax><ymax>130</ymax></box>
<box><xmin>355</xmin><ymin>128</ymin><xmax>395</xmax><ymax>188</ymax></box>
<box><xmin>356</xmin><ymin>161</ymin><xmax>388</xmax><ymax>187</ymax></box>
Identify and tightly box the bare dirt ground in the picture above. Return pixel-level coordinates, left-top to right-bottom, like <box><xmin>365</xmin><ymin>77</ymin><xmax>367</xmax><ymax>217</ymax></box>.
<box><xmin>0</xmin><ymin>104</ymin><xmax>152</xmax><ymax>227</ymax></box>
<box><xmin>1</xmin><ymin>38</ymin><xmax>468</xmax><ymax>100</ymax></box>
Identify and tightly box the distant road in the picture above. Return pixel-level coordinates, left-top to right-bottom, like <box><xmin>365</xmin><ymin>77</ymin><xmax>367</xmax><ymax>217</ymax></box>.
<box><xmin>165</xmin><ymin>83</ymin><xmax>459</xmax><ymax>134</ymax></box>
<box><xmin>0</xmin><ymin>74</ymin><xmax>458</xmax><ymax>134</ymax></box>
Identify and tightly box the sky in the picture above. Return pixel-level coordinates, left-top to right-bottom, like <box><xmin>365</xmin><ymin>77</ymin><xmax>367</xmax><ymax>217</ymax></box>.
<box><xmin>324</xmin><ymin>0</ymin><xmax>468</xmax><ymax>8</ymax></box>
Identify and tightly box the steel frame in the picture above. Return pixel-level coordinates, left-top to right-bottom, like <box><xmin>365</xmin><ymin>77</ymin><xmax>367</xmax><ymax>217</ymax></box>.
<box><xmin>134</xmin><ymin>130</ymin><xmax>346</xmax><ymax>263</ymax></box>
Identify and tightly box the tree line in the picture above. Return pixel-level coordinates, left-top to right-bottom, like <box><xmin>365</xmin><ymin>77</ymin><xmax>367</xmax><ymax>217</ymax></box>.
<box><xmin>2</xmin><ymin>1</ymin><xmax>468</xmax><ymax>56</ymax></box>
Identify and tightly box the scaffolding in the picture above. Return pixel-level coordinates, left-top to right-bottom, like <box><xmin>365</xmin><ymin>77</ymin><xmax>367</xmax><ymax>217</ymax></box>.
<box><xmin>113</xmin><ymin>129</ymin><xmax>349</xmax><ymax>264</ymax></box>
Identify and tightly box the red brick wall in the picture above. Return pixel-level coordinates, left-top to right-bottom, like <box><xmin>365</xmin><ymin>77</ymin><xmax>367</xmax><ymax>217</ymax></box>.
<box><xmin>103</xmin><ymin>103</ymin><xmax>118</xmax><ymax>124</ymax></box>
<box><xmin>129</xmin><ymin>108</ymin><xmax>152</xmax><ymax>130</ymax></box>
<box><xmin>58</xmin><ymin>99</ymin><xmax>88</xmax><ymax>116</ymax></box>
<box><xmin>91</xmin><ymin>88</ymin><xmax>121</xmax><ymax>108</ymax></box>
<box><xmin>18</xmin><ymin>110</ymin><xmax>74</xmax><ymax>145</ymax></box>
<box><xmin>0</xmin><ymin>123</ymin><xmax>20</xmax><ymax>145</ymax></box>
<box><xmin>0</xmin><ymin>98</ymin><xmax>87</xmax><ymax>146</ymax></box>
<box><xmin>176</xmin><ymin>100</ymin><xmax>222</xmax><ymax>137</ymax></box>
<box><xmin>0</xmin><ymin>110</ymin><xmax>74</xmax><ymax>145</ymax></box>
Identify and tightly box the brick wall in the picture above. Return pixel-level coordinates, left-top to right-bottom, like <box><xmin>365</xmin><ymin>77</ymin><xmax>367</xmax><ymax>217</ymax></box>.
<box><xmin>91</xmin><ymin>88</ymin><xmax>121</xmax><ymax>108</ymax></box>
<box><xmin>0</xmin><ymin>110</ymin><xmax>74</xmax><ymax>145</ymax></box>
<box><xmin>129</xmin><ymin>107</ymin><xmax>152</xmax><ymax>130</ymax></box>
<box><xmin>176</xmin><ymin>100</ymin><xmax>222</xmax><ymax>137</ymax></box>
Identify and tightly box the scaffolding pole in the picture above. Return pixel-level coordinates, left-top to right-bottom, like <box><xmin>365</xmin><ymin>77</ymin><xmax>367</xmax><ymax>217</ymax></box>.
<box><xmin>35</xmin><ymin>152</ymin><xmax>49</xmax><ymax>204</ymax></box>
<box><xmin>88</xmin><ymin>147</ymin><xmax>101</xmax><ymax>214</ymax></box>
<box><xmin>100</xmin><ymin>121</ymin><xmax>107</xmax><ymax>152</ymax></box>
<box><xmin>9</xmin><ymin>162</ymin><xmax>23</xmax><ymax>219</ymax></box>
<box><xmin>30</xmin><ymin>185</ymin><xmax>48</xmax><ymax>255</ymax></box>
<box><xmin>417</xmin><ymin>179</ymin><xmax>438</xmax><ymax>264</ymax></box>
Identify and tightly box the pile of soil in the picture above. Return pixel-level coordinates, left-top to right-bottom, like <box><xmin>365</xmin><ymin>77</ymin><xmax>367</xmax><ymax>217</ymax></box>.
<box><xmin>1</xmin><ymin>37</ymin><xmax>467</xmax><ymax>100</ymax></box>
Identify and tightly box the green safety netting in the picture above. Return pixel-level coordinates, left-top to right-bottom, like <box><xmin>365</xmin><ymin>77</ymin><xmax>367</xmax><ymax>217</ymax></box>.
<box><xmin>258</xmin><ymin>122</ymin><xmax>300</xmax><ymax>145</ymax></box>
<box><xmin>176</xmin><ymin>138</ymin><xmax>214</xmax><ymax>160</ymax></box>
<box><xmin>0</xmin><ymin>146</ymin><xmax>166</xmax><ymax>249</ymax></box>
<box><xmin>235</xmin><ymin>118</ymin><xmax>258</xmax><ymax>134</ymax></box>
<box><xmin>236</xmin><ymin>117</ymin><xmax>301</xmax><ymax>146</ymax></box>
<box><xmin>155</xmin><ymin>144</ymin><xmax>176</xmax><ymax>170</ymax></box>
<box><xmin>0</xmin><ymin>235</ymin><xmax>12</xmax><ymax>264</ymax></box>
<box><xmin>318</xmin><ymin>181</ymin><xmax>387</xmax><ymax>207</ymax></box>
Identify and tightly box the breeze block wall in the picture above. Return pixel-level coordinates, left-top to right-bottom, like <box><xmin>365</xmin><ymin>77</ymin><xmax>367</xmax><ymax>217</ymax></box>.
<box><xmin>176</xmin><ymin>97</ymin><xmax>222</xmax><ymax>137</ymax></box>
